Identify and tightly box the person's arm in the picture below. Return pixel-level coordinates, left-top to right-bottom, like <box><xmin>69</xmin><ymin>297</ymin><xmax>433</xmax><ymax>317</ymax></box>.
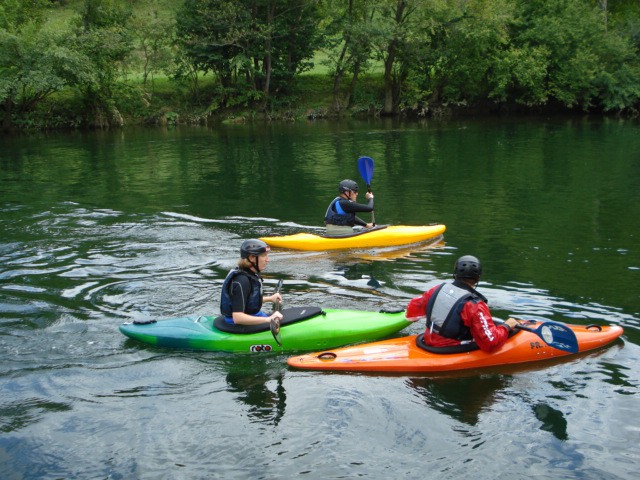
<box><xmin>338</xmin><ymin>197</ymin><xmax>374</xmax><ymax>213</ymax></box>
<box><xmin>231</xmin><ymin>310</ymin><xmax>282</xmax><ymax>325</ymax></box>
<box><xmin>263</xmin><ymin>292</ymin><xmax>282</xmax><ymax>304</ymax></box>
<box><xmin>462</xmin><ymin>301</ymin><xmax>511</xmax><ymax>352</ymax></box>
<box><xmin>229</xmin><ymin>276</ymin><xmax>282</xmax><ymax>325</ymax></box>
<box><xmin>339</xmin><ymin>197</ymin><xmax>374</xmax><ymax>227</ymax></box>
<box><xmin>405</xmin><ymin>285</ymin><xmax>440</xmax><ymax>322</ymax></box>
<box><xmin>353</xmin><ymin>215</ymin><xmax>368</xmax><ymax>227</ymax></box>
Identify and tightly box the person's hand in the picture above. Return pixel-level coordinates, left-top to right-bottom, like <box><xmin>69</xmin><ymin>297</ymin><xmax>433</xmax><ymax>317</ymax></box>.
<box><xmin>504</xmin><ymin>317</ymin><xmax>520</xmax><ymax>331</ymax></box>
<box><xmin>366</xmin><ymin>191</ymin><xmax>374</xmax><ymax>200</ymax></box>
<box><xmin>265</xmin><ymin>293</ymin><xmax>282</xmax><ymax>304</ymax></box>
<box><xmin>365</xmin><ymin>223</ymin><xmax>374</xmax><ymax>229</ymax></box>
<box><xmin>270</xmin><ymin>311</ymin><xmax>283</xmax><ymax>322</ymax></box>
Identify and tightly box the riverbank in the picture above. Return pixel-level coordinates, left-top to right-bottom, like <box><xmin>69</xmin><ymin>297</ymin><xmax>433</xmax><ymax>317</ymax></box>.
<box><xmin>9</xmin><ymin>71</ymin><xmax>620</xmax><ymax>134</ymax></box>
<box><xmin>6</xmin><ymin>72</ymin><xmax>366</xmax><ymax>131</ymax></box>
<box><xmin>5</xmin><ymin>1</ymin><xmax>639</xmax><ymax>133</ymax></box>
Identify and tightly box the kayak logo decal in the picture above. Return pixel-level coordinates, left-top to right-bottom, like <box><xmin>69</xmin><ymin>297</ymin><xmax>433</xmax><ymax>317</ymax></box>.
<box><xmin>250</xmin><ymin>344</ymin><xmax>273</xmax><ymax>353</ymax></box>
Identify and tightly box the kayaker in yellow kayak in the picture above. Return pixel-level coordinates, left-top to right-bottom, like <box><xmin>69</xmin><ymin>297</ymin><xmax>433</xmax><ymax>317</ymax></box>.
<box><xmin>324</xmin><ymin>179</ymin><xmax>375</xmax><ymax>235</ymax></box>
<box><xmin>219</xmin><ymin>239</ymin><xmax>283</xmax><ymax>326</ymax></box>
<box><xmin>406</xmin><ymin>255</ymin><xmax>520</xmax><ymax>352</ymax></box>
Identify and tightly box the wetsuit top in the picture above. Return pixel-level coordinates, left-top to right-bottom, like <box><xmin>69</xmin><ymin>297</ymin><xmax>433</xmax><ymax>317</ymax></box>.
<box><xmin>220</xmin><ymin>268</ymin><xmax>264</xmax><ymax>322</ymax></box>
<box><xmin>324</xmin><ymin>196</ymin><xmax>374</xmax><ymax>226</ymax></box>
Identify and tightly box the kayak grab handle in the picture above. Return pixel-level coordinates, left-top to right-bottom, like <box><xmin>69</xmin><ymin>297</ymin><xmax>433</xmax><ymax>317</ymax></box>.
<box><xmin>133</xmin><ymin>319</ymin><xmax>157</xmax><ymax>325</ymax></box>
<box><xmin>379</xmin><ymin>306</ymin><xmax>405</xmax><ymax>314</ymax></box>
<box><xmin>317</xmin><ymin>352</ymin><xmax>337</xmax><ymax>360</ymax></box>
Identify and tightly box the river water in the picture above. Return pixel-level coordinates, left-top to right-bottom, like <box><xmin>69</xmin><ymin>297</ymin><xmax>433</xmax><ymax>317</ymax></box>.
<box><xmin>1</xmin><ymin>117</ymin><xmax>639</xmax><ymax>479</ymax></box>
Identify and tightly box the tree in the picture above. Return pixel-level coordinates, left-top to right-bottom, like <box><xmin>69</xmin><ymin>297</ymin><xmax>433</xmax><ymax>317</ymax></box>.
<box><xmin>512</xmin><ymin>0</ymin><xmax>640</xmax><ymax>111</ymax></box>
<box><xmin>404</xmin><ymin>0</ymin><xmax>640</xmax><ymax>113</ymax></box>
<box><xmin>369</xmin><ymin>0</ymin><xmax>429</xmax><ymax>115</ymax></box>
<box><xmin>175</xmin><ymin>0</ymin><xmax>322</xmax><ymax>112</ymax></box>
<box><xmin>321</xmin><ymin>0</ymin><xmax>375</xmax><ymax>112</ymax></box>
<box><xmin>71</xmin><ymin>0</ymin><xmax>135</xmax><ymax>127</ymax></box>
<box><xmin>0</xmin><ymin>0</ymin><xmax>94</xmax><ymax>130</ymax></box>
<box><xmin>130</xmin><ymin>2</ymin><xmax>175</xmax><ymax>88</ymax></box>
<box><xmin>426</xmin><ymin>0</ymin><xmax>522</xmax><ymax>107</ymax></box>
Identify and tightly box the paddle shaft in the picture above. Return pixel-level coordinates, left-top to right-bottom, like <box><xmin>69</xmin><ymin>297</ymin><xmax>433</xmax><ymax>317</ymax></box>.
<box><xmin>273</xmin><ymin>279</ymin><xmax>282</xmax><ymax>312</ymax></box>
<box><xmin>366</xmin><ymin>183</ymin><xmax>375</xmax><ymax>226</ymax></box>
<box><xmin>357</xmin><ymin>156</ymin><xmax>375</xmax><ymax>226</ymax></box>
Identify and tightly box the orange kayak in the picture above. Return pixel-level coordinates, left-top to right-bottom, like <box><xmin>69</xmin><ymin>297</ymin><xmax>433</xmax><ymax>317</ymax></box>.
<box><xmin>287</xmin><ymin>322</ymin><xmax>624</xmax><ymax>373</ymax></box>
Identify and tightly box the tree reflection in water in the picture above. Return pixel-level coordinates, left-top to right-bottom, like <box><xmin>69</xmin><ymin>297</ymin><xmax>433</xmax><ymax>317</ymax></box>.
<box><xmin>225</xmin><ymin>365</ymin><xmax>286</xmax><ymax>426</ymax></box>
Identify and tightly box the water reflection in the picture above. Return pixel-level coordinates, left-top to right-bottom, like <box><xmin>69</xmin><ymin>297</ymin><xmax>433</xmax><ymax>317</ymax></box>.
<box><xmin>532</xmin><ymin>403</ymin><xmax>568</xmax><ymax>440</ymax></box>
<box><xmin>1</xmin><ymin>121</ymin><xmax>639</xmax><ymax>478</ymax></box>
<box><xmin>223</xmin><ymin>359</ymin><xmax>286</xmax><ymax>425</ymax></box>
<box><xmin>407</xmin><ymin>375</ymin><xmax>510</xmax><ymax>426</ymax></box>
<box><xmin>0</xmin><ymin>397</ymin><xmax>72</xmax><ymax>433</ymax></box>
<box><xmin>325</xmin><ymin>264</ymin><xmax>383</xmax><ymax>289</ymax></box>
<box><xmin>407</xmin><ymin>376</ymin><xmax>570</xmax><ymax>440</ymax></box>
<box><xmin>599</xmin><ymin>362</ymin><xmax>637</xmax><ymax>393</ymax></box>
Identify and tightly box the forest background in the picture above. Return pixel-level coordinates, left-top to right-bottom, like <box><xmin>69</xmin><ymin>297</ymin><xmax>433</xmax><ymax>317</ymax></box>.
<box><xmin>1</xmin><ymin>0</ymin><xmax>639</xmax><ymax>131</ymax></box>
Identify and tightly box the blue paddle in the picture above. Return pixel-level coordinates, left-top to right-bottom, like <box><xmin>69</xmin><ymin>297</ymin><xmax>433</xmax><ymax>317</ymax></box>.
<box><xmin>357</xmin><ymin>156</ymin><xmax>375</xmax><ymax>226</ymax></box>
<box><xmin>515</xmin><ymin>320</ymin><xmax>579</xmax><ymax>353</ymax></box>
<box><xmin>270</xmin><ymin>279</ymin><xmax>283</xmax><ymax>346</ymax></box>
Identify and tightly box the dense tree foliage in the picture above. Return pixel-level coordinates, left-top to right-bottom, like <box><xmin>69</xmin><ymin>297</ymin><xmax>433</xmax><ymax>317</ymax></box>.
<box><xmin>1</xmin><ymin>0</ymin><xmax>639</xmax><ymax>130</ymax></box>
<box><xmin>175</xmin><ymin>0</ymin><xmax>322</xmax><ymax>110</ymax></box>
<box><xmin>72</xmin><ymin>0</ymin><xmax>134</xmax><ymax>126</ymax></box>
<box><xmin>0</xmin><ymin>0</ymin><xmax>134</xmax><ymax>129</ymax></box>
<box><xmin>0</xmin><ymin>0</ymin><xmax>87</xmax><ymax>129</ymax></box>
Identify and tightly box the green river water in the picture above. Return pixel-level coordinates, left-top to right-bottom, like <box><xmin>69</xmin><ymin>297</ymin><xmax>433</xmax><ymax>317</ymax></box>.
<box><xmin>1</xmin><ymin>116</ymin><xmax>639</xmax><ymax>479</ymax></box>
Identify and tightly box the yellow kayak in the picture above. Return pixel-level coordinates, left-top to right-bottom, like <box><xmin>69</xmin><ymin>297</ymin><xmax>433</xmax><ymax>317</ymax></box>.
<box><xmin>260</xmin><ymin>224</ymin><xmax>446</xmax><ymax>251</ymax></box>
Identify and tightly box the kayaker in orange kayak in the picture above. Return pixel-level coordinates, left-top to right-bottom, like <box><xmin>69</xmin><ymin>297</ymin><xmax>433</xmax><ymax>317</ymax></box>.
<box><xmin>406</xmin><ymin>255</ymin><xmax>519</xmax><ymax>352</ymax></box>
<box><xmin>324</xmin><ymin>179</ymin><xmax>374</xmax><ymax>235</ymax></box>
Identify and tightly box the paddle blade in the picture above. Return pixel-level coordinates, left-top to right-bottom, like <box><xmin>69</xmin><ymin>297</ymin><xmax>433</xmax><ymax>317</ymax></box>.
<box><xmin>270</xmin><ymin>318</ymin><xmax>282</xmax><ymax>347</ymax></box>
<box><xmin>271</xmin><ymin>279</ymin><xmax>283</xmax><ymax>346</ymax></box>
<box><xmin>357</xmin><ymin>156</ymin><xmax>374</xmax><ymax>186</ymax></box>
<box><xmin>517</xmin><ymin>320</ymin><xmax>579</xmax><ymax>353</ymax></box>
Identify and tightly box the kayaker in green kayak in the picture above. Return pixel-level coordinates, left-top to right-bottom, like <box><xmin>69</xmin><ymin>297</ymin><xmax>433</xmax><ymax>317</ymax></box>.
<box><xmin>406</xmin><ymin>255</ymin><xmax>520</xmax><ymax>352</ymax></box>
<box><xmin>220</xmin><ymin>239</ymin><xmax>283</xmax><ymax>326</ymax></box>
<box><xmin>324</xmin><ymin>179</ymin><xmax>375</xmax><ymax>235</ymax></box>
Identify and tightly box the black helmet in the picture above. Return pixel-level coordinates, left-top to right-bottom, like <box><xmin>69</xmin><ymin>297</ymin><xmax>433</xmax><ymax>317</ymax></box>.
<box><xmin>453</xmin><ymin>255</ymin><xmax>482</xmax><ymax>281</ymax></box>
<box><xmin>338</xmin><ymin>179</ymin><xmax>359</xmax><ymax>194</ymax></box>
<box><xmin>240</xmin><ymin>239</ymin><xmax>270</xmax><ymax>258</ymax></box>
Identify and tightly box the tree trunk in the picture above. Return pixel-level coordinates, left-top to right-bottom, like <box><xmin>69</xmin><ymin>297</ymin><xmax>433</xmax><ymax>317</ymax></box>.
<box><xmin>332</xmin><ymin>42</ymin><xmax>349</xmax><ymax>112</ymax></box>
<box><xmin>382</xmin><ymin>0</ymin><xmax>407</xmax><ymax>116</ymax></box>
<box><xmin>345</xmin><ymin>61</ymin><xmax>361</xmax><ymax>109</ymax></box>
<box><xmin>2</xmin><ymin>98</ymin><xmax>13</xmax><ymax>132</ymax></box>
<box><xmin>383</xmin><ymin>47</ymin><xmax>396</xmax><ymax>115</ymax></box>
<box><xmin>260</xmin><ymin>1</ymin><xmax>275</xmax><ymax>112</ymax></box>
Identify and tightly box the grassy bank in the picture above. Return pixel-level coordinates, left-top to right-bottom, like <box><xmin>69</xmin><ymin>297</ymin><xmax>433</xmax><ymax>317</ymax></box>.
<box><xmin>24</xmin><ymin>1</ymin><xmax>386</xmax><ymax>130</ymax></box>
<box><xmin>36</xmin><ymin>69</ymin><xmax>387</xmax><ymax>130</ymax></box>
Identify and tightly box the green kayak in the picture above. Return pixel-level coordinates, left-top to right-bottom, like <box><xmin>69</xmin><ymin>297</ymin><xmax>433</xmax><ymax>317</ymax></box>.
<box><xmin>119</xmin><ymin>306</ymin><xmax>410</xmax><ymax>353</ymax></box>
